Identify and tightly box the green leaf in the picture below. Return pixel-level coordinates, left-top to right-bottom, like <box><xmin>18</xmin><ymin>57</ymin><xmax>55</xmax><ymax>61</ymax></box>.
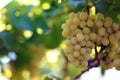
<box><xmin>0</xmin><ymin>31</ymin><xmax>18</xmax><ymax>51</ymax></box>
<box><xmin>5</xmin><ymin>0</ymin><xmax>20</xmax><ymax>10</ymax></box>
<box><xmin>34</xmin><ymin>16</ymin><xmax>50</xmax><ymax>33</ymax></box>
<box><xmin>9</xmin><ymin>10</ymin><xmax>34</xmax><ymax>31</ymax></box>
<box><xmin>26</xmin><ymin>32</ymin><xmax>42</xmax><ymax>45</ymax></box>
<box><xmin>43</xmin><ymin>26</ymin><xmax>63</xmax><ymax>49</ymax></box>
<box><xmin>13</xmin><ymin>44</ymin><xmax>32</xmax><ymax>69</ymax></box>
<box><xmin>105</xmin><ymin>6</ymin><xmax>120</xmax><ymax>22</ymax></box>
<box><xmin>96</xmin><ymin>0</ymin><xmax>110</xmax><ymax>13</ymax></box>
<box><xmin>100</xmin><ymin>65</ymin><xmax>105</xmax><ymax>76</ymax></box>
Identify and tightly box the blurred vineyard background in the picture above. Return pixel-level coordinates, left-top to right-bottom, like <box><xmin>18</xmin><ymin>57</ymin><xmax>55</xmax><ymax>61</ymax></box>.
<box><xmin>0</xmin><ymin>0</ymin><xmax>120</xmax><ymax>80</ymax></box>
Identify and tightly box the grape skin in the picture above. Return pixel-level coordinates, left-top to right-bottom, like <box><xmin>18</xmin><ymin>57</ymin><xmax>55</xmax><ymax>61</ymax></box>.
<box><xmin>76</xmin><ymin>33</ymin><xmax>84</xmax><ymax>41</ymax></box>
<box><xmin>62</xmin><ymin>12</ymin><xmax>120</xmax><ymax>69</ymax></box>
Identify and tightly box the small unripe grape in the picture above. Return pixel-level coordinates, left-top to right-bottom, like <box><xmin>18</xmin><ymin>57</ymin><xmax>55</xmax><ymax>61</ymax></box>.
<box><xmin>101</xmin><ymin>38</ymin><xmax>109</xmax><ymax>46</ymax></box>
<box><xmin>73</xmin><ymin>51</ymin><xmax>80</xmax><ymax>57</ymax></box>
<box><xmin>73</xmin><ymin>17</ymin><xmax>80</xmax><ymax>26</ymax></box>
<box><xmin>87</xmin><ymin>20</ymin><xmax>94</xmax><ymax>27</ymax></box>
<box><xmin>82</xmin><ymin>27</ymin><xmax>90</xmax><ymax>34</ymax></box>
<box><xmin>114</xmin><ymin>31</ymin><xmax>120</xmax><ymax>40</ymax></box>
<box><xmin>96</xmin><ymin>20</ymin><xmax>103</xmax><ymax>27</ymax></box>
<box><xmin>69</xmin><ymin>12</ymin><xmax>75</xmax><ymax>19</ymax></box>
<box><xmin>112</xmin><ymin>23</ymin><xmax>120</xmax><ymax>31</ymax></box>
<box><xmin>80</xmin><ymin>48</ymin><xmax>86</xmax><ymax>54</ymax></box>
<box><xmin>88</xmin><ymin>15</ymin><xmax>96</xmax><ymax>21</ymax></box>
<box><xmin>80</xmin><ymin>20</ymin><xmax>86</xmax><ymax>28</ymax></box>
<box><xmin>79</xmin><ymin>12</ymin><xmax>88</xmax><ymax>20</ymax></box>
<box><xmin>98</xmin><ymin>27</ymin><xmax>106</xmax><ymax>36</ymax></box>
<box><xmin>96</xmin><ymin>13</ymin><xmax>104</xmax><ymax>20</ymax></box>
<box><xmin>74</xmin><ymin>44</ymin><xmax>81</xmax><ymax>50</ymax></box>
<box><xmin>76</xmin><ymin>33</ymin><xmax>84</xmax><ymax>41</ymax></box>
<box><xmin>71</xmin><ymin>37</ymin><xmax>77</xmax><ymax>45</ymax></box>
<box><xmin>109</xmin><ymin>34</ymin><xmax>116</xmax><ymax>43</ymax></box>
<box><xmin>81</xmin><ymin>60</ymin><xmax>88</xmax><ymax>67</ymax></box>
<box><xmin>89</xmin><ymin>32</ymin><xmax>97</xmax><ymax>41</ymax></box>
<box><xmin>67</xmin><ymin>54</ymin><xmax>75</xmax><ymax>62</ymax></box>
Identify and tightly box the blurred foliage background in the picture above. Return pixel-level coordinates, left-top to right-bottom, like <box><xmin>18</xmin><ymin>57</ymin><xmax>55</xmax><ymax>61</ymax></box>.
<box><xmin>0</xmin><ymin>0</ymin><xmax>120</xmax><ymax>80</ymax></box>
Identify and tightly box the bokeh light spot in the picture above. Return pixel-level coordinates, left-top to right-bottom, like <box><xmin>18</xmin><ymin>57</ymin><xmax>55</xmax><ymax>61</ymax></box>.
<box><xmin>42</xmin><ymin>3</ymin><xmax>51</xmax><ymax>10</ymax></box>
<box><xmin>0</xmin><ymin>56</ymin><xmax>10</xmax><ymax>64</ymax></box>
<box><xmin>23</xmin><ymin>30</ymin><xmax>33</xmax><ymax>39</ymax></box>
<box><xmin>36</xmin><ymin>28</ymin><xmax>43</xmax><ymax>35</ymax></box>
<box><xmin>0</xmin><ymin>23</ymin><xmax>5</xmax><ymax>32</ymax></box>
<box><xmin>46</xmin><ymin>49</ymin><xmax>60</xmax><ymax>63</ymax></box>
<box><xmin>8</xmin><ymin>52</ymin><xmax>17</xmax><ymax>61</ymax></box>
<box><xmin>5</xmin><ymin>24</ymin><xmax>12</xmax><ymax>30</ymax></box>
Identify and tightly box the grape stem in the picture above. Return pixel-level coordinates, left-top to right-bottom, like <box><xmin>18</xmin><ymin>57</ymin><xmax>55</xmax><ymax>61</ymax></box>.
<box><xmin>73</xmin><ymin>68</ymin><xmax>90</xmax><ymax>80</ymax></box>
<box><xmin>85</xmin><ymin>0</ymin><xmax>90</xmax><ymax>14</ymax></box>
<box><xmin>74</xmin><ymin>44</ymin><xmax>101</xmax><ymax>80</ymax></box>
<box><xmin>85</xmin><ymin>0</ymin><xmax>105</xmax><ymax>13</ymax></box>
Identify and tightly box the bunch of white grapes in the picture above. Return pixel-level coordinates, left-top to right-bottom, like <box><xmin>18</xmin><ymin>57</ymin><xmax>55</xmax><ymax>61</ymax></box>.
<box><xmin>61</xmin><ymin>12</ymin><xmax>120</xmax><ymax>70</ymax></box>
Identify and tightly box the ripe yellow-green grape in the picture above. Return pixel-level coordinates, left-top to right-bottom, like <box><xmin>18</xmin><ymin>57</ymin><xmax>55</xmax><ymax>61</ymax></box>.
<box><xmin>87</xmin><ymin>20</ymin><xmax>94</xmax><ymax>27</ymax></box>
<box><xmin>61</xmin><ymin>11</ymin><xmax>120</xmax><ymax>69</ymax></box>
<box><xmin>73</xmin><ymin>17</ymin><xmax>80</xmax><ymax>26</ymax></box>
<box><xmin>96</xmin><ymin>13</ymin><xmax>104</xmax><ymax>20</ymax></box>
<box><xmin>79</xmin><ymin>12</ymin><xmax>88</xmax><ymax>20</ymax></box>
<box><xmin>74</xmin><ymin>44</ymin><xmax>81</xmax><ymax>50</ymax></box>
<box><xmin>101</xmin><ymin>38</ymin><xmax>109</xmax><ymax>46</ymax></box>
<box><xmin>96</xmin><ymin>20</ymin><xmax>103</xmax><ymax>27</ymax></box>
<box><xmin>114</xmin><ymin>31</ymin><xmax>120</xmax><ymax>40</ymax></box>
<box><xmin>109</xmin><ymin>34</ymin><xmax>116</xmax><ymax>43</ymax></box>
<box><xmin>88</xmin><ymin>15</ymin><xmax>96</xmax><ymax>20</ymax></box>
<box><xmin>76</xmin><ymin>33</ymin><xmax>84</xmax><ymax>41</ymax></box>
<box><xmin>112</xmin><ymin>23</ymin><xmax>120</xmax><ymax>31</ymax></box>
<box><xmin>73</xmin><ymin>51</ymin><xmax>80</xmax><ymax>57</ymax></box>
<box><xmin>98</xmin><ymin>27</ymin><xmax>106</xmax><ymax>36</ymax></box>
<box><xmin>82</xmin><ymin>27</ymin><xmax>90</xmax><ymax>34</ymax></box>
<box><xmin>89</xmin><ymin>32</ymin><xmax>97</xmax><ymax>41</ymax></box>
<box><xmin>80</xmin><ymin>20</ymin><xmax>86</xmax><ymax>28</ymax></box>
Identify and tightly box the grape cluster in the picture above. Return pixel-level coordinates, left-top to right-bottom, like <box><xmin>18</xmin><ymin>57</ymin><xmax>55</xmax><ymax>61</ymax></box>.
<box><xmin>61</xmin><ymin>12</ymin><xmax>120</xmax><ymax>70</ymax></box>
